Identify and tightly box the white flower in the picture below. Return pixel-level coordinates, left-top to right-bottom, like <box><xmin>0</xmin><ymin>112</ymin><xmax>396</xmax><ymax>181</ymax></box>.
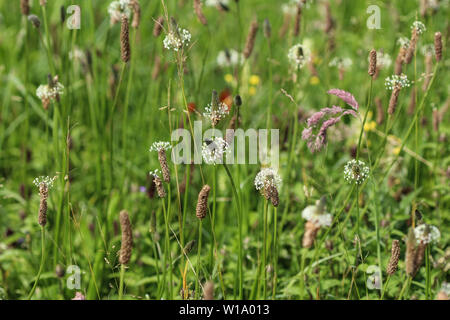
<box><xmin>329</xmin><ymin>57</ymin><xmax>353</xmax><ymax>68</ymax></box>
<box><xmin>203</xmin><ymin>102</ymin><xmax>229</xmax><ymax>125</ymax></box>
<box><xmin>202</xmin><ymin>137</ymin><xmax>229</xmax><ymax>165</ymax></box>
<box><xmin>205</xmin><ymin>0</ymin><xmax>229</xmax><ymax>7</ymax></box>
<box><xmin>421</xmin><ymin>44</ymin><xmax>435</xmax><ymax>56</ymax></box>
<box><xmin>301</xmin><ymin>197</ymin><xmax>332</xmax><ymax>227</ymax></box>
<box><xmin>411</xmin><ymin>21</ymin><xmax>426</xmax><ymax>34</ymax></box>
<box><xmin>163</xmin><ymin>28</ymin><xmax>191</xmax><ymax>52</ymax></box>
<box><xmin>414</xmin><ymin>224</ymin><xmax>440</xmax><ymax>245</ymax></box>
<box><xmin>397</xmin><ymin>37</ymin><xmax>410</xmax><ymax>49</ymax></box>
<box><xmin>385</xmin><ymin>74</ymin><xmax>410</xmax><ymax>90</ymax></box>
<box><xmin>108</xmin><ymin>0</ymin><xmax>131</xmax><ymax>24</ymax></box>
<box><xmin>254</xmin><ymin>168</ymin><xmax>282</xmax><ymax>191</ymax></box>
<box><xmin>440</xmin><ymin>282</ymin><xmax>450</xmax><ymax>296</ymax></box>
<box><xmin>344</xmin><ymin>159</ymin><xmax>369</xmax><ymax>185</ymax></box>
<box><xmin>288</xmin><ymin>43</ymin><xmax>311</xmax><ymax>69</ymax></box>
<box><xmin>33</xmin><ymin>176</ymin><xmax>57</xmax><ymax>189</ymax></box>
<box><xmin>282</xmin><ymin>0</ymin><xmax>310</xmax><ymax>14</ymax></box>
<box><xmin>373</xmin><ymin>51</ymin><xmax>392</xmax><ymax>68</ymax></box>
<box><xmin>217</xmin><ymin>49</ymin><xmax>243</xmax><ymax>67</ymax></box>
<box><xmin>149</xmin><ymin>141</ymin><xmax>172</xmax><ymax>152</ymax></box>
<box><xmin>149</xmin><ymin>169</ymin><xmax>161</xmax><ymax>178</ymax></box>
<box><xmin>36</xmin><ymin>81</ymin><xmax>64</xmax><ymax>101</ymax></box>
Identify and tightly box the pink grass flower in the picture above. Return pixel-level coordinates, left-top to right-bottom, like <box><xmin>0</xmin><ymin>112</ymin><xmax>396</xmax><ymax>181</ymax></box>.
<box><xmin>327</xmin><ymin>89</ymin><xmax>359</xmax><ymax>111</ymax></box>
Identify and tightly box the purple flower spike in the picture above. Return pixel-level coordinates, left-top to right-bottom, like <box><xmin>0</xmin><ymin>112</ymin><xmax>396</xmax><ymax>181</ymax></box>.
<box><xmin>327</xmin><ymin>89</ymin><xmax>359</xmax><ymax>111</ymax></box>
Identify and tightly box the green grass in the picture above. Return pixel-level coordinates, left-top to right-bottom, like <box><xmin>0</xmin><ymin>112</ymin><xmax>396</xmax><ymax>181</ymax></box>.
<box><xmin>0</xmin><ymin>0</ymin><xmax>448</xmax><ymax>300</ymax></box>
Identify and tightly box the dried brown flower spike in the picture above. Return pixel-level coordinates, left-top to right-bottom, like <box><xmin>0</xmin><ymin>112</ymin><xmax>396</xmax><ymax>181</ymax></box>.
<box><xmin>368</xmin><ymin>49</ymin><xmax>377</xmax><ymax>77</ymax></box>
<box><xmin>153</xmin><ymin>17</ymin><xmax>164</xmax><ymax>37</ymax></box>
<box><xmin>434</xmin><ymin>32</ymin><xmax>442</xmax><ymax>62</ymax></box>
<box><xmin>38</xmin><ymin>184</ymin><xmax>48</xmax><ymax>226</ymax></box>
<box><xmin>386</xmin><ymin>240</ymin><xmax>400</xmax><ymax>275</ymax></box>
<box><xmin>203</xmin><ymin>281</ymin><xmax>214</xmax><ymax>300</ymax></box>
<box><xmin>302</xmin><ymin>221</ymin><xmax>320</xmax><ymax>248</ymax></box>
<box><xmin>120</xmin><ymin>15</ymin><xmax>131</xmax><ymax>63</ymax></box>
<box><xmin>21</xmin><ymin>0</ymin><xmax>30</xmax><ymax>16</ymax></box>
<box><xmin>158</xmin><ymin>149</ymin><xmax>170</xmax><ymax>183</ymax></box>
<box><xmin>388</xmin><ymin>85</ymin><xmax>401</xmax><ymax>115</ymax></box>
<box><xmin>196</xmin><ymin>185</ymin><xmax>211</xmax><ymax>220</ymax></box>
<box><xmin>153</xmin><ymin>173</ymin><xmax>166</xmax><ymax>198</ymax></box>
<box><xmin>129</xmin><ymin>0</ymin><xmax>141</xmax><ymax>29</ymax></box>
<box><xmin>194</xmin><ymin>0</ymin><xmax>208</xmax><ymax>26</ymax></box>
<box><xmin>119</xmin><ymin>210</ymin><xmax>133</xmax><ymax>265</ymax></box>
<box><xmin>243</xmin><ymin>19</ymin><xmax>259</xmax><ymax>59</ymax></box>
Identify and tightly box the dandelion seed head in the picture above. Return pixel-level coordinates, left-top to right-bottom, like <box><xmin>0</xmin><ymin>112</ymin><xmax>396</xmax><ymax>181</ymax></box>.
<box><xmin>385</xmin><ymin>74</ymin><xmax>410</xmax><ymax>90</ymax></box>
<box><xmin>344</xmin><ymin>159</ymin><xmax>369</xmax><ymax>185</ymax></box>
<box><xmin>202</xmin><ymin>137</ymin><xmax>229</xmax><ymax>165</ymax></box>
<box><xmin>414</xmin><ymin>224</ymin><xmax>440</xmax><ymax>245</ymax></box>
<box><xmin>287</xmin><ymin>43</ymin><xmax>311</xmax><ymax>69</ymax></box>
<box><xmin>149</xmin><ymin>141</ymin><xmax>171</xmax><ymax>152</ymax></box>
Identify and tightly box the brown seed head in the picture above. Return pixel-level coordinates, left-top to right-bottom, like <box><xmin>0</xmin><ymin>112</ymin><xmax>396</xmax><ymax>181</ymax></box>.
<box><xmin>404</xmin><ymin>28</ymin><xmax>418</xmax><ymax>64</ymax></box>
<box><xmin>21</xmin><ymin>0</ymin><xmax>30</xmax><ymax>16</ymax></box>
<box><xmin>387</xmin><ymin>240</ymin><xmax>400</xmax><ymax>276</ymax></box>
<box><xmin>194</xmin><ymin>0</ymin><xmax>208</xmax><ymax>26</ymax></box>
<box><xmin>153</xmin><ymin>17</ymin><xmax>164</xmax><ymax>37</ymax></box>
<box><xmin>388</xmin><ymin>85</ymin><xmax>401</xmax><ymax>115</ymax></box>
<box><xmin>203</xmin><ymin>281</ymin><xmax>214</xmax><ymax>300</ymax></box>
<box><xmin>38</xmin><ymin>184</ymin><xmax>48</xmax><ymax>226</ymax></box>
<box><xmin>243</xmin><ymin>19</ymin><xmax>259</xmax><ymax>59</ymax></box>
<box><xmin>153</xmin><ymin>174</ymin><xmax>166</xmax><ymax>198</ymax></box>
<box><xmin>395</xmin><ymin>47</ymin><xmax>406</xmax><ymax>75</ymax></box>
<box><xmin>293</xmin><ymin>3</ymin><xmax>302</xmax><ymax>36</ymax></box>
<box><xmin>368</xmin><ymin>49</ymin><xmax>377</xmax><ymax>77</ymax></box>
<box><xmin>28</xmin><ymin>15</ymin><xmax>41</xmax><ymax>29</ymax></box>
<box><xmin>130</xmin><ymin>0</ymin><xmax>141</xmax><ymax>29</ymax></box>
<box><xmin>119</xmin><ymin>210</ymin><xmax>133</xmax><ymax>265</ymax></box>
<box><xmin>120</xmin><ymin>15</ymin><xmax>131</xmax><ymax>62</ymax></box>
<box><xmin>196</xmin><ymin>185</ymin><xmax>211</xmax><ymax>220</ymax></box>
<box><xmin>158</xmin><ymin>149</ymin><xmax>171</xmax><ymax>183</ymax></box>
<box><xmin>302</xmin><ymin>221</ymin><xmax>320</xmax><ymax>248</ymax></box>
<box><xmin>434</xmin><ymin>32</ymin><xmax>442</xmax><ymax>62</ymax></box>
<box><xmin>413</xmin><ymin>241</ymin><xmax>427</xmax><ymax>277</ymax></box>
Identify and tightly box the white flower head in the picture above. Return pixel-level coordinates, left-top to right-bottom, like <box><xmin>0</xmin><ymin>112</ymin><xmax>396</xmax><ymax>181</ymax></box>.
<box><xmin>202</xmin><ymin>137</ymin><xmax>229</xmax><ymax>165</ymax></box>
<box><xmin>254</xmin><ymin>168</ymin><xmax>282</xmax><ymax>191</ymax></box>
<box><xmin>397</xmin><ymin>37</ymin><xmax>410</xmax><ymax>49</ymax></box>
<box><xmin>414</xmin><ymin>224</ymin><xmax>440</xmax><ymax>245</ymax></box>
<box><xmin>217</xmin><ymin>49</ymin><xmax>243</xmax><ymax>67</ymax></box>
<box><xmin>149</xmin><ymin>169</ymin><xmax>161</xmax><ymax>178</ymax></box>
<box><xmin>421</xmin><ymin>44</ymin><xmax>435</xmax><ymax>56</ymax></box>
<box><xmin>33</xmin><ymin>176</ymin><xmax>57</xmax><ymax>189</ymax></box>
<box><xmin>282</xmin><ymin>0</ymin><xmax>310</xmax><ymax>14</ymax></box>
<box><xmin>329</xmin><ymin>57</ymin><xmax>353</xmax><ymax>68</ymax></box>
<box><xmin>440</xmin><ymin>282</ymin><xmax>450</xmax><ymax>296</ymax></box>
<box><xmin>203</xmin><ymin>102</ymin><xmax>229</xmax><ymax>125</ymax></box>
<box><xmin>163</xmin><ymin>28</ymin><xmax>191</xmax><ymax>52</ymax></box>
<box><xmin>108</xmin><ymin>0</ymin><xmax>131</xmax><ymax>24</ymax></box>
<box><xmin>373</xmin><ymin>51</ymin><xmax>392</xmax><ymax>68</ymax></box>
<box><xmin>205</xmin><ymin>0</ymin><xmax>230</xmax><ymax>7</ymax></box>
<box><xmin>301</xmin><ymin>197</ymin><xmax>332</xmax><ymax>228</ymax></box>
<box><xmin>344</xmin><ymin>159</ymin><xmax>369</xmax><ymax>185</ymax></box>
<box><xmin>36</xmin><ymin>81</ymin><xmax>64</xmax><ymax>102</ymax></box>
<box><xmin>385</xmin><ymin>74</ymin><xmax>411</xmax><ymax>90</ymax></box>
<box><xmin>411</xmin><ymin>21</ymin><xmax>426</xmax><ymax>34</ymax></box>
<box><xmin>288</xmin><ymin>43</ymin><xmax>311</xmax><ymax>69</ymax></box>
<box><xmin>149</xmin><ymin>141</ymin><xmax>172</xmax><ymax>152</ymax></box>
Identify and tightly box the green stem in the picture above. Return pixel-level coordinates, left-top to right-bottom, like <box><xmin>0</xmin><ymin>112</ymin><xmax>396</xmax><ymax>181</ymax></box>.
<box><xmin>27</xmin><ymin>226</ymin><xmax>45</xmax><ymax>300</ymax></box>
<box><xmin>118</xmin><ymin>264</ymin><xmax>125</xmax><ymax>300</ymax></box>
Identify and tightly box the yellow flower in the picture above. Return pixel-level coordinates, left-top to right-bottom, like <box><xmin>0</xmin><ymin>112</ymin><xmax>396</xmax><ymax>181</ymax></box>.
<box><xmin>249</xmin><ymin>75</ymin><xmax>260</xmax><ymax>86</ymax></box>
<box><xmin>224</xmin><ymin>74</ymin><xmax>234</xmax><ymax>84</ymax></box>
<box><xmin>249</xmin><ymin>86</ymin><xmax>257</xmax><ymax>96</ymax></box>
<box><xmin>309</xmin><ymin>76</ymin><xmax>320</xmax><ymax>85</ymax></box>
<box><xmin>364</xmin><ymin>121</ymin><xmax>376</xmax><ymax>132</ymax></box>
<box><xmin>367</xmin><ymin>111</ymin><xmax>373</xmax><ymax>120</ymax></box>
<box><xmin>393</xmin><ymin>147</ymin><xmax>401</xmax><ymax>155</ymax></box>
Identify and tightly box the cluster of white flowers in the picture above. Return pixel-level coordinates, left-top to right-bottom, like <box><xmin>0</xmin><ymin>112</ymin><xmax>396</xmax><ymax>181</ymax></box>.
<box><xmin>344</xmin><ymin>159</ymin><xmax>369</xmax><ymax>185</ymax></box>
<box><xmin>282</xmin><ymin>0</ymin><xmax>310</xmax><ymax>14</ymax></box>
<box><xmin>254</xmin><ymin>168</ymin><xmax>282</xmax><ymax>191</ymax></box>
<box><xmin>203</xmin><ymin>102</ymin><xmax>229</xmax><ymax>124</ymax></box>
<box><xmin>36</xmin><ymin>82</ymin><xmax>64</xmax><ymax>101</ymax></box>
<box><xmin>440</xmin><ymin>282</ymin><xmax>450</xmax><ymax>295</ymax></box>
<box><xmin>163</xmin><ymin>28</ymin><xmax>191</xmax><ymax>52</ymax></box>
<box><xmin>287</xmin><ymin>44</ymin><xmax>311</xmax><ymax>69</ymax></box>
<box><xmin>414</xmin><ymin>224</ymin><xmax>440</xmax><ymax>245</ymax></box>
<box><xmin>205</xmin><ymin>0</ymin><xmax>229</xmax><ymax>7</ymax></box>
<box><xmin>202</xmin><ymin>137</ymin><xmax>229</xmax><ymax>165</ymax></box>
<box><xmin>149</xmin><ymin>141</ymin><xmax>172</xmax><ymax>152</ymax></box>
<box><xmin>216</xmin><ymin>49</ymin><xmax>243</xmax><ymax>67</ymax></box>
<box><xmin>329</xmin><ymin>57</ymin><xmax>353</xmax><ymax>68</ymax></box>
<box><xmin>421</xmin><ymin>44</ymin><xmax>435</xmax><ymax>56</ymax></box>
<box><xmin>385</xmin><ymin>74</ymin><xmax>411</xmax><ymax>90</ymax></box>
<box><xmin>33</xmin><ymin>176</ymin><xmax>57</xmax><ymax>189</ymax></box>
<box><xmin>149</xmin><ymin>169</ymin><xmax>161</xmax><ymax>178</ymax></box>
<box><xmin>411</xmin><ymin>21</ymin><xmax>426</xmax><ymax>34</ymax></box>
<box><xmin>69</xmin><ymin>48</ymin><xmax>86</xmax><ymax>61</ymax></box>
<box><xmin>375</xmin><ymin>51</ymin><xmax>392</xmax><ymax>68</ymax></box>
<box><xmin>108</xmin><ymin>0</ymin><xmax>131</xmax><ymax>23</ymax></box>
<box><xmin>301</xmin><ymin>198</ymin><xmax>332</xmax><ymax>228</ymax></box>
<box><xmin>397</xmin><ymin>37</ymin><xmax>410</xmax><ymax>49</ymax></box>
